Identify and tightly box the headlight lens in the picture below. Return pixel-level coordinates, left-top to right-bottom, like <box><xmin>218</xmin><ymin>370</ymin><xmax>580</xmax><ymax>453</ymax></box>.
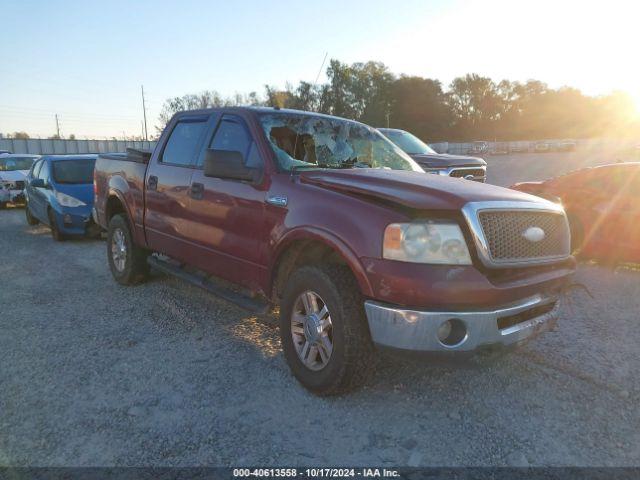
<box><xmin>383</xmin><ymin>222</ymin><xmax>472</xmax><ymax>265</ymax></box>
<box><xmin>55</xmin><ymin>191</ymin><xmax>86</xmax><ymax>207</ymax></box>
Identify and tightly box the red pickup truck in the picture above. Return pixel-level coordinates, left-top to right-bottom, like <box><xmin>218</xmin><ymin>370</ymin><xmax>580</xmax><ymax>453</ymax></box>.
<box><xmin>94</xmin><ymin>107</ymin><xmax>575</xmax><ymax>395</ymax></box>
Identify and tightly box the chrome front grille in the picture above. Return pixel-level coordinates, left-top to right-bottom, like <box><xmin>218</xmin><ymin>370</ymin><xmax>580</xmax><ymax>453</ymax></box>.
<box><xmin>462</xmin><ymin>201</ymin><xmax>571</xmax><ymax>268</ymax></box>
<box><xmin>450</xmin><ymin>168</ymin><xmax>485</xmax><ymax>179</ymax></box>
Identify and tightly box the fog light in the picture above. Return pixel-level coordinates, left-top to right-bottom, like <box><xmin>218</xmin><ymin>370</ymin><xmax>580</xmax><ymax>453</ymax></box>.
<box><xmin>63</xmin><ymin>214</ymin><xmax>72</xmax><ymax>225</ymax></box>
<box><xmin>437</xmin><ymin>318</ymin><xmax>468</xmax><ymax>347</ymax></box>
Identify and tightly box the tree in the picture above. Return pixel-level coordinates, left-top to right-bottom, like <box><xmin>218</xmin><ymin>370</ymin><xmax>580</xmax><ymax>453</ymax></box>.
<box><xmin>11</xmin><ymin>131</ymin><xmax>30</xmax><ymax>139</ymax></box>
<box><xmin>155</xmin><ymin>59</ymin><xmax>640</xmax><ymax>142</ymax></box>
<box><xmin>448</xmin><ymin>74</ymin><xmax>503</xmax><ymax>140</ymax></box>
<box><xmin>389</xmin><ymin>76</ymin><xmax>452</xmax><ymax>141</ymax></box>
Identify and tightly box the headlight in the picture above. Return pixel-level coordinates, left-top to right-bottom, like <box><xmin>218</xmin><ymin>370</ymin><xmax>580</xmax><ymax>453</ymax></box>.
<box><xmin>55</xmin><ymin>191</ymin><xmax>86</xmax><ymax>207</ymax></box>
<box><xmin>383</xmin><ymin>221</ymin><xmax>472</xmax><ymax>265</ymax></box>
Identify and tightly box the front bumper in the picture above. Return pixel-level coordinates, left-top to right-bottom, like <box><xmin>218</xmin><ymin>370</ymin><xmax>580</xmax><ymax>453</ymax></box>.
<box><xmin>364</xmin><ymin>294</ymin><xmax>559</xmax><ymax>352</ymax></box>
<box><xmin>55</xmin><ymin>207</ymin><xmax>98</xmax><ymax>236</ymax></box>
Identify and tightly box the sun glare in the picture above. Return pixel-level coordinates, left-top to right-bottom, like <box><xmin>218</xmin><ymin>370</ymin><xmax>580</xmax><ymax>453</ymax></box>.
<box><xmin>632</xmin><ymin>94</ymin><xmax>640</xmax><ymax>119</ymax></box>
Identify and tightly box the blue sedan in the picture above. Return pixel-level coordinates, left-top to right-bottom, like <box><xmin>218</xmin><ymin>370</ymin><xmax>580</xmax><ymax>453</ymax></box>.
<box><xmin>25</xmin><ymin>155</ymin><xmax>100</xmax><ymax>240</ymax></box>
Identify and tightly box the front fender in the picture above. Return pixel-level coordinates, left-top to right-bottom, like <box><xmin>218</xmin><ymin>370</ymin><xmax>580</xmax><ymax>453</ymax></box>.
<box><xmin>271</xmin><ymin>226</ymin><xmax>374</xmax><ymax>298</ymax></box>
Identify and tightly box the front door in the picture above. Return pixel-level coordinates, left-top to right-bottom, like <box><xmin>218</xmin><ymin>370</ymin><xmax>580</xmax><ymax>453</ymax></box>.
<box><xmin>183</xmin><ymin>114</ymin><xmax>269</xmax><ymax>291</ymax></box>
<box><xmin>143</xmin><ymin>114</ymin><xmax>209</xmax><ymax>262</ymax></box>
<box><xmin>29</xmin><ymin>159</ymin><xmax>50</xmax><ymax>223</ymax></box>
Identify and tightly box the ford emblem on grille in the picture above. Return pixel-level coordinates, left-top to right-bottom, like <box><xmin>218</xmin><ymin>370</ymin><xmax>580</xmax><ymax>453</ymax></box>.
<box><xmin>522</xmin><ymin>226</ymin><xmax>546</xmax><ymax>243</ymax></box>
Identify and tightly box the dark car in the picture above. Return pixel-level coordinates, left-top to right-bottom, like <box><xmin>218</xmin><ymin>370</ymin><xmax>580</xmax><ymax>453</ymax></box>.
<box><xmin>24</xmin><ymin>155</ymin><xmax>100</xmax><ymax>240</ymax></box>
<box><xmin>94</xmin><ymin>107</ymin><xmax>573</xmax><ymax>395</ymax></box>
<box><xmin>378</xmin><ymin>128</ymin><xmax>487</xmax><ymax>182</ymax></box>
<box><xmin>511</xmin><ymin>162</ymin><xmax>640</xmax><ymax>264</ymax></box>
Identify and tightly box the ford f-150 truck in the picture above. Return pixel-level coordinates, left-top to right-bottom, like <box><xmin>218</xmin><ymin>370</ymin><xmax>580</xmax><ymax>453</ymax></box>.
<box><xmin>94</xmin><ymin>107</ymin><xmax>575</xmax><ymax>395</ymax></box>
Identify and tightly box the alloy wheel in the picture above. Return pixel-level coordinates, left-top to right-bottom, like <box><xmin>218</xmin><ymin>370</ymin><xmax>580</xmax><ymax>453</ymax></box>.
<box><xmin>291</xmin><ymin>290</ymin><xmax>334</xmax><ymax>371</ymax></box>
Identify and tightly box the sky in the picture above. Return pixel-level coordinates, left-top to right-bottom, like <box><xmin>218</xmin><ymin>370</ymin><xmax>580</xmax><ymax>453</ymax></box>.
<box><xmin>1</xmin><ymin>0</ymin><xmax>638</xmax><ymax>139</ymax></box>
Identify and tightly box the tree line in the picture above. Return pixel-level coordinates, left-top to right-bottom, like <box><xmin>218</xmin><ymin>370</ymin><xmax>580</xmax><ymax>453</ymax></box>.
<box><xmin>158</xmin><ymin>59</ymin><xmax>639</xmax><ymax>142</ymax></box>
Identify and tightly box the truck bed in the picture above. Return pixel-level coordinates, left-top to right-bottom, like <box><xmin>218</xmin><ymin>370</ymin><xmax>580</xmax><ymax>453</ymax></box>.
<box><xmin>93</xmin><ymin>148</ymin><xmax>149</xmax><ymax>244</ymax></box>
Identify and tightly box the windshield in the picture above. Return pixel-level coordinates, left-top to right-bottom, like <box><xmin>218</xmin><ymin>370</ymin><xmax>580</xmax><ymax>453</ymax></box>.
<box><xmin>0</xmin><ymin>157</ymin><xmax>37</xmax><ymax>172</ymax></box>
<box><xmin>52</xmin><ymin>159</ymin><xmax>96</xmax><ymax>184</ymax></box>
<box><xmin>381</xmin><ymin>130</ymin><xmax>437</xmax><ymax>155</ymax></box>
<box><xmin>258</xmin><ymin>113</ymin><xmax>422</xmax><ymax>172</ymax></box>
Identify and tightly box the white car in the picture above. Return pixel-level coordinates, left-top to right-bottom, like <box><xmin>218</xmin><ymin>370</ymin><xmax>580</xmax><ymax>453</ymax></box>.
<box><xmin>0</xmin><ymin>154</ymin><xmax>40</xmax><ymax>207</ymax></box>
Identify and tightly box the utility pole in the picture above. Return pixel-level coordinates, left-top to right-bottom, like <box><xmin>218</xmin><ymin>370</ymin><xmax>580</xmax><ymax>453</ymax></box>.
<box><xmin>141</xmin><ymin>85</ymin><xmax>148</xmax><ymax>141</ymax></box>
<box><xmin>55</xmin><ymin>114</ymin><xmax>61</xmax><ymax>138</ymax></box>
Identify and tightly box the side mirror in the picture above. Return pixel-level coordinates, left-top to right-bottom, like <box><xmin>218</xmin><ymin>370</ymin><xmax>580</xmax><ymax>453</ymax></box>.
<box><xmin>30</xmin><ymin>178</ymin><xmax>46</xmax><ymax>188</ymax></box>
<box><xmin>203</xmin><ymin>149</ymin><xmax>257</xmax><ymax>182</ymax></box>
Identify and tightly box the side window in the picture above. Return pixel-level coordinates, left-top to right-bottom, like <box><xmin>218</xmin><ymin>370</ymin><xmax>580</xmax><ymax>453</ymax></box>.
<box><xmin>31</xmin><ymin>159</ymin><xmax>43</xmax><ymax>179</ymax></box>
<box><xmin>161</xmin><ymin>120</ymin><xmax>208</xmax><ymax>166</ymax></box>
<box><xmin>38</xmin><ymin>162</ymin><xmax>50</xmax><ymax>184</ymax></box>
<box><xmin>206</xmin><ymin>116</ymin><xmax>262</xmax><ymax>168</ymax></box>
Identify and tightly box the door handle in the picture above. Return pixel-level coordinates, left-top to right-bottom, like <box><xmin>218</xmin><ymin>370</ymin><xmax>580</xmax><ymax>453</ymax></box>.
<box><xmin>147</xmin><ymin>175</ymin><xmax>158</xmax><ymax>191</ymax></box>
<box><xmin>190</xmin><ymin>182</ymin><xmax>204</xmax><ymax>200</ymax></box>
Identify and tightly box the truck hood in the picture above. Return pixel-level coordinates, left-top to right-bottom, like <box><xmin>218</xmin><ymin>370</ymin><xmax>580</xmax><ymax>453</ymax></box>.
<box><xmin>409</xmin><ymin>153</ymin><xmax>486</xmax><ymax>169</ymax></box>
<box><xmin>300</xmin><ymin>169</ymin><xmax>540</xmax><ymax>211</ymax></box>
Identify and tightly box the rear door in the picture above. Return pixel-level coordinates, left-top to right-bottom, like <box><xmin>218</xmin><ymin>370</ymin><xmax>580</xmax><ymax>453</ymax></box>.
<box><xmin>143</xmin><ymin>114</ymin><xmax>209</xmax><ymax>260</ymax></box>
<box><xmin>182</xmin><ymin>113</ymin><xmax>269</xmax><ymax>290</ymax></box>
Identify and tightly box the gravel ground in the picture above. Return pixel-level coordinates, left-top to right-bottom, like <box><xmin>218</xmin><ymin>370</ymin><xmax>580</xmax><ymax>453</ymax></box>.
<box><xmin>1</xmin><ymin>152</ymin><xmax>639</xmax><ymax>467</ymax></box>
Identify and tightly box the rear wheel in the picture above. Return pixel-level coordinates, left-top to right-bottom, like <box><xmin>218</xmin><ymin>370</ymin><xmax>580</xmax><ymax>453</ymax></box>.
<box><xmin>280</xmin><ymin>264</ymin><xmax>375</xmax><ymax>395</ymax></box>
<box><xmin>25</xmin><ymin>204</ymin><xmax>39</xmax><ymax>225</ymax></box>
<box><xmin>107</xmin><ymin>214</ymin><xmax>149</xmax><ymax>285</ymax></box>
<box><xmin>48</xmin><ymin>209</ymin><xmax>65</xmax><ymax>241</ymax></box>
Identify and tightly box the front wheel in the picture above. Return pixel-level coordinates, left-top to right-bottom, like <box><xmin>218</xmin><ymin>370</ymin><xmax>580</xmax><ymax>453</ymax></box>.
<box><xmin>106</xmin><ymin>214</ymin><xmax>149</xmax><ymax>285</ymax></box>
<box><xmin>48</xmin><ymin>209</ymin><xmax>65</xmax><ymax>241</ymax></box>
<box><xmin>280</xmin><ymin>265</ymin><xmax>375</xmax><ymax>395</ymax></box>
<box><xmin>25</xmin><ymin>205</ymin><xmax>39</xmax><ymax>225</ymax></box>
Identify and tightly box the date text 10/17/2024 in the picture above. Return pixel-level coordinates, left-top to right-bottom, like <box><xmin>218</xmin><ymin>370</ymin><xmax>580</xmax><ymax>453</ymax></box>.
<box><xmin>233</xmin><ymin>468</ymin><xmax>400</xmax><ymax>478</ymax></box>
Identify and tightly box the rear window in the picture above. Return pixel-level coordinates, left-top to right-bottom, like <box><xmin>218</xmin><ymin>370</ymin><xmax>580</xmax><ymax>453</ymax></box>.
<box><xmin>0</xmin><ymin>157</ymin><xmax>37</xmax><ymax>171</ymax></box>
<box><xmin>52</xmin><ymin>159</ymin><xmax>96</xmax><ymax>184</ymax></box>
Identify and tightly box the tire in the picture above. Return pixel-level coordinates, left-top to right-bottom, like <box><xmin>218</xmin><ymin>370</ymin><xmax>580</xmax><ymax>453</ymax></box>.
<box><xmin>106</xmin><ymin>213</ymin><xmax>149</xmax><ymax>285</ymax></box>
<box><xmin>48</xmin><ymin>209</ymin><xmax>65</xmax><ymax>241</ymax></box>
<box><xmin>280</xmin><ymin>264</ymin><xmax>375</xmax><ymax>395</ymax></box>
<box><xmin>25</xmin><ymin>204</ymin><xmax>39</xmax><ymax>225</ymax></box>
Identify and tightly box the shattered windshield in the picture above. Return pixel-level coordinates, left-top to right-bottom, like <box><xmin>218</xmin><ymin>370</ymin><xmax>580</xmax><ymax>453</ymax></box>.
<box><xmin>258</xmin><ymin>112</ymin><xmax>422</xmax><ymax>172</ymax></box>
